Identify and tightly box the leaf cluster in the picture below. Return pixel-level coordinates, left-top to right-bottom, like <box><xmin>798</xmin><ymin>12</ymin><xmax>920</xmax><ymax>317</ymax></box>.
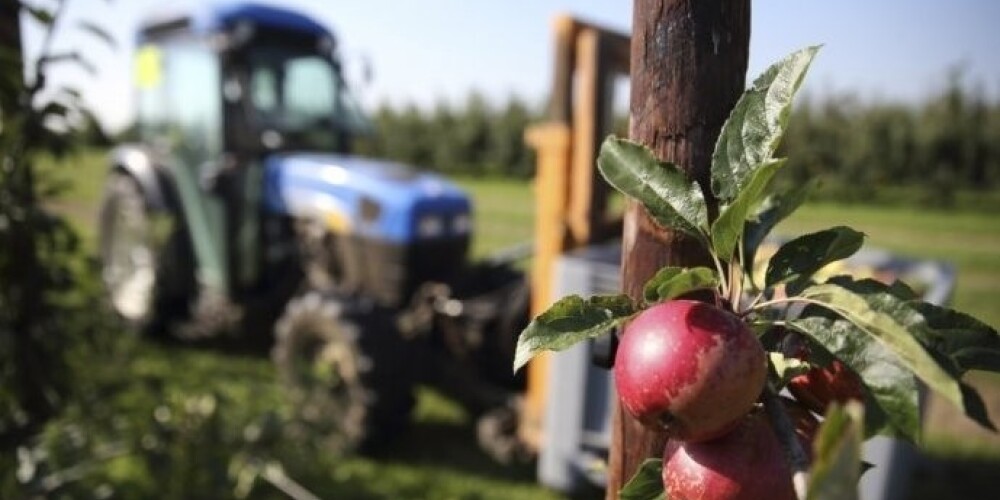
<box><xmin>513</xmin><ymin>45</ymin><xmax>1000</xmax><ymax>499</ymax></box>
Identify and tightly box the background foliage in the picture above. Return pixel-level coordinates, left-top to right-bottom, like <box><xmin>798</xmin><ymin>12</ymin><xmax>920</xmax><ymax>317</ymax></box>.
<box><xmin>780</xmin><ymin>74</ymin><xmax>1000</xmax><ymax>209</ymax></box>
<box><xmin>360</xmin><ymin>80</ymin><xmax>1000</xmax><ymax>213</ymax></box>
<box><xmin>356</xmin><ymin>93</ymin><xmax>539</xmax><ymax>178</ymax></box>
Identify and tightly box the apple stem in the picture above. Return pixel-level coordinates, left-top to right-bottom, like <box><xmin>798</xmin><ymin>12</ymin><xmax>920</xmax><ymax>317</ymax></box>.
<box><xmin>763</xmin><ymin>386</ymin><xmax>810</xmax><ymax>500</ymax></box>
<box><xmin>710</xmin><ymin>251</ymin><xmax>730</xmax><ymax>298</ymax></box>
<box><xmin>728</xmin><ymin>259</ymin><xmax>742</xmax><ymax>309</ymax></box>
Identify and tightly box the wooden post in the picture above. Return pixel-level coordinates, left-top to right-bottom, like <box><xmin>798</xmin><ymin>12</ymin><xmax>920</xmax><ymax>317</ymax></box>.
<box><xmin>606</xmin><ymin>0</ymin><xmax>750</xmax><ymax>496</ymax></box>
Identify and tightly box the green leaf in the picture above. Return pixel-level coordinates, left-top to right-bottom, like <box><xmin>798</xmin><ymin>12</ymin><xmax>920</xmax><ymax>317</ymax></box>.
<box><xmin>798</xmin><ymin>283</ymin><xmax>981</xmax><ymax>431</ymax></box>
<box><xmin>78</xmin><ymin>20</ymin><xmax>117</xmax><ymax>50</ymax></box>
<box><xmin>513</xmin><ymin>294</ymin><xmax>637</xmax><ymax>373</ymax></box>
<box><xmin>786</xmin><ymin>314</ymin><xmax>920</xmax><ymax>439</ymax></box>
<box><xmin>765</xmin><ymin>226</ymin><xmax>864</xmax><ymax>292</ymax></box>
<box><xmin>910</xmin><ymin>301</ymin><xmax>1000</xmax><ymax>374</ymax></box>
<box><xmin>888</xmin><ymin>280</ymin><xmax>919</xmax><ymax>301</ymax></box>
<box><xmin>711</xmin><ymin>46</ymin><xmax>821</xmax><ymax>201</ymax></box>
<box><xmin>620</xmin><ymin>459</ymin><xmax>666</xmax><ymax>500</ymax></box>
<box><xmin>642</xmin><ymin>266</ymin><xmax>718</xmax><ymax>304</ymax></box>
<box><xmin>597</xmin><ymin>137</ymin><xmax>708</xmax><ymax>241</ymax></box>
<box><xmin>742</xmin><ymin>179</ymin><xmax>817</xmax><ymax>282</ymax></box>
<box><xmin>768</xmin><ymin>351</ymin><xmax>812</xmax><ymax>388</ymax></box>
<box><xmin>38</xmin><ymin>101</ymin><xmax>70</xmax><ymax>119</ymax></box>
<box><xmin>23</xmin><ymin>5</ymin><xmax>54</xmax><ymax>26</ymax></box>
<box><xmin>711</xmin><ymin>158</ymin><xmax>786</xmax><ymax>259</ymax></box>
<box><xmin>807</xmin><ymin>402</ymin><xmax>864</xmax><ymax>500</ymax></box>
<box><xmin>827</xmin><ymin>278</ymin><xmax>997</xmax><ymax>431</ymax></box>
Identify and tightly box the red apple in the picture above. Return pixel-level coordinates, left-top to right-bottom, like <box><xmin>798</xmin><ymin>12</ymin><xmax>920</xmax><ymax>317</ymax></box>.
<box><xmin>613</xmin><ymin>300</ymin><xmax>767</xmax><ymax>442</ymax></box>
<box><xmin>787</xmin><ymin>360</ymin><xmax>865</xmax><ymax>414</ymax></box>
<box><xmin>662</xmin><ymin>406</ymin><xmax>816</xmax><ymax>500</ymax></box>
<box><xmin>780</xmin><ymin>332</ymin><xmax>865</xmax><ymax>414</ymax></box>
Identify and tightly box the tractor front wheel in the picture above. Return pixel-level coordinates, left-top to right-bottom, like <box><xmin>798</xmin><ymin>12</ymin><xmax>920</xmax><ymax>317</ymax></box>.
<box><xmin>272</xmin><ymin>292</ymin><xmax>414</xmax><ymax>453</ymax></box>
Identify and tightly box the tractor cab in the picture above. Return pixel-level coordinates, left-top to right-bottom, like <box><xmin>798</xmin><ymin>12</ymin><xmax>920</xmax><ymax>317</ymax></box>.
<box><xmin>135</xmin><ymin>2</ymin><xmax>369</xmax><ymax>159</ymax></box>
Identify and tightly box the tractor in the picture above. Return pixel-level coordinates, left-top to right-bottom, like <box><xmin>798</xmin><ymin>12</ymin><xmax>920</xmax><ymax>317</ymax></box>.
<box><xmin>98</xmin><ymin>2</ymin><xmax>527</xmax><ymax>452</ymax></box>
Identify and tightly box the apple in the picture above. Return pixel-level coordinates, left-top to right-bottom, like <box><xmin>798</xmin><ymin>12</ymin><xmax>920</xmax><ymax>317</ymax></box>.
<box><xmin>613</xmin><ymin>300</ymin><xmax>767</xmax><ymax>442</ymax></box>
<box><xmin>781</xmin><ymin>332</ymin><xmax>865</xmax><ymax>414</ymax></box>
<box><xmin>787</xmin><ymin>359</ymin><xmax>865</xmax><ymax>414</ymax></box>
<box><xmin>662</xmin><ymin>405</ymin><xmax>816</xmax><ymax>500</ymax></box>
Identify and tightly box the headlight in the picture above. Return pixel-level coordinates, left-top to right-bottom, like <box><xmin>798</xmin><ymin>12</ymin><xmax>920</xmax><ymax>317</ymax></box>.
<box><xmin>417</xmin><ymin>215</ymin><xmax>445</xmax><ymax>238</ymax></box>
<box><xmin>452</xmin><ymin>214</ymin><xmax>471</xmax><ymax>234</ymax></box>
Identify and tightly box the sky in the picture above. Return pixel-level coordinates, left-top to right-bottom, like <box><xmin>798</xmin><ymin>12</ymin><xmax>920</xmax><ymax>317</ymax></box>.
<box><xmin>20</xmin><ymin>0</ymin><xmax>1000</xmax><ymax>133</ymax></box>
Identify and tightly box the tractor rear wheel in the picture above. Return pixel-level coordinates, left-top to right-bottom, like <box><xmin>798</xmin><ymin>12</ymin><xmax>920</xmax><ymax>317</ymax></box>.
<box><xmin>98</xmin><ymin>173</ymin><xmax>187</xmax><ymax>334</ymax></box>
<box><xmin>273</xmin><ymin>292</ymin><xmax>414</xmax><ymax>453</ymax></box>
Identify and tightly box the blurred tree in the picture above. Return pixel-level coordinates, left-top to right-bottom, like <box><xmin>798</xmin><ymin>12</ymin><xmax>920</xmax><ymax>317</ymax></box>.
<box><xmin>0</xmin><ymin>0</ymin><xmax>113</xmax><ymax>449</ymax></box>
<box><xmin>454</xmin><ymin>91</ymin><xmax>491</xmax><ymax>175</ymax></box>
<box><xmin>428</xmin><ymin>99</ymin><xmax>460</xmax><ymax>173</ymax></box>
<box><xmin>1</xmin><ymin>0</ymin><xmax>58</xmax><ymax>442</ymax></box>
<box><xmin>487</xmin><ymin>96</ymin><xmax>534</xmax><ymax>178</ymax></box>
<box><xmin>361</xmin><ymin>93</ymin><xmax>540</xmax><ymax>178</ymax></box>
<box><xmin>779</xmin><ymin>82</ymin><xmax>1000</xmax><ymax>208</ymax></box>
<box><xmin>364</xmin><ymin>81</ymin><xmax>997</xmax><ymax>197</ymax></box>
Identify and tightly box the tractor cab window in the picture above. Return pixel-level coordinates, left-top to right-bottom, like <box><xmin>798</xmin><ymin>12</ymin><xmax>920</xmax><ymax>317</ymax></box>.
<box><xmin>244</xmin><ymin>44</ymin><xmax>370</xmax><ymax>152</ymax></box>
<box><xmin>136</xmin><ymin>41</ymin><xmax>223</xmax><ymax>164</ymax></box>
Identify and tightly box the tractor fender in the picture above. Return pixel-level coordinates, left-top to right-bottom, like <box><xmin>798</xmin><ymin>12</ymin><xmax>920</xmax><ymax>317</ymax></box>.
<box><xmin>108</xmin><ymin>145</ymin><xmax>171</xmax><ymax>212</ymax></box>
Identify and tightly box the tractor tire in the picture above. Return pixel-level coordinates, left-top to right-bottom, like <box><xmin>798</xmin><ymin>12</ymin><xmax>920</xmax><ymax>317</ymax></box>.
<box><xmin>272</xmin><ymin>291</ymin><xmax>415</xmax><ymax>453</ymax></box>
<box><xmin>98</xmin><ymin>172</ymin><xmax>189</xmax><ymax>335</ymax></box>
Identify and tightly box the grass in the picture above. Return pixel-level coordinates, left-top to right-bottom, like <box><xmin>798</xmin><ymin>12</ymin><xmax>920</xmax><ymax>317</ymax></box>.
<box><xmin>453</xmin><ymin>175</ymin><xmax>535</xmax><ymax>258</ymax></box>
<box><xmin>39</xmin><ymin>150</ymin><xmax>1000</xmax><ymax>497</ymax></box>
<box><xmin>775</xmin><ymin>203</ymin><xmax>1000</xmax><ymax>329</ymax></box>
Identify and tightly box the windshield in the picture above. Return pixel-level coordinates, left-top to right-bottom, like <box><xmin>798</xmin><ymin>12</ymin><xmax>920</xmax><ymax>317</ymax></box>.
<box><xmin>245</xmin><ymin>45</ymin><xmax>371</xmax><ymax>151</ymax></box>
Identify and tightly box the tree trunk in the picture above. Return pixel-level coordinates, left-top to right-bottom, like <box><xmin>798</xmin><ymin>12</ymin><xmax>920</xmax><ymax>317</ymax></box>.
<box><xmin>0</xmin><ymin>0</ymin><xmax>23</xmax><ymax>82</ymax></box>
<box><xmin>606</xmin><ymin>0</ymin><xmax>750</xmax><ymax>495</ymax></box>
<box><xmin>0</xmin><ymin>0</ymin><xmax>53</xmax><ymax>439</ymax></box>
<box><xmin>0</xmin><ymin>0</ymin><xmax>24</xmax><ymax>113</ymax></box>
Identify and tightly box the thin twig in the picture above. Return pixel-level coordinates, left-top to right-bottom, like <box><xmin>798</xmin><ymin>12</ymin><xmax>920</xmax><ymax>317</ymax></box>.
<box><xmin>28</xmin><ymin>0</ymin><xmax>68</xmax><ymax>99</ymax></box>
<box><xmin>763</xmin><ymin>386</ymin><xmax>810</xmax><ymax>500</ymax></box>
<box><xmin>742</xmin><ymin>290</ymin><xmax>766</xmax><ymax>315</ymax></box>
<box><xmin>261</xmin><ymin>463</ymin><xmax>323</xmax><ymax>500</ymax></box>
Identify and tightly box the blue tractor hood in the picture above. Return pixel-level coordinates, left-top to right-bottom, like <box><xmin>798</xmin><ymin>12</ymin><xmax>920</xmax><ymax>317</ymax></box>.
<box><xmin>263</xmin><ymin>153</ymin><xmax>471</xmax><ymax>244</ymax></box>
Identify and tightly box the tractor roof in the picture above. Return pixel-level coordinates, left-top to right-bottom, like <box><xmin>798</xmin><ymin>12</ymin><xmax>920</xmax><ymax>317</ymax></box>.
<box><xmin>139</xmin><ymin>1</ymin><xmax>333</xmax><ymax>43</ymax></box>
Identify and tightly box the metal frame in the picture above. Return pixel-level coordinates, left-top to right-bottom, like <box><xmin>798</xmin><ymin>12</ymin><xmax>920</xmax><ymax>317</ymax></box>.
<box><xmin>522</xmin><ymin>14</ymin><xmax>630</xmax><ymax>452</ymax></box>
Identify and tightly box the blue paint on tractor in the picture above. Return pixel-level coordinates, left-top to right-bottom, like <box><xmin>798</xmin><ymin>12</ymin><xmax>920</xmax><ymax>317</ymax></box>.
<box><xmin>192</xmin><ymin>2</ymin><xmax>332</xmax><ymax>38</ymax></box>
<box><xmin>263</xmin><ymin>153</ymin><xmax>472</xmax><ymax>244</ymax></box>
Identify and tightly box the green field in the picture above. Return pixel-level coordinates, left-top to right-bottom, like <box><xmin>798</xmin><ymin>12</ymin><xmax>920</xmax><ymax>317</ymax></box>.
<box><xmin>37</xmin><ymin>150</ymin><xmax>1000</xmax><ymax>498</ymax></box>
